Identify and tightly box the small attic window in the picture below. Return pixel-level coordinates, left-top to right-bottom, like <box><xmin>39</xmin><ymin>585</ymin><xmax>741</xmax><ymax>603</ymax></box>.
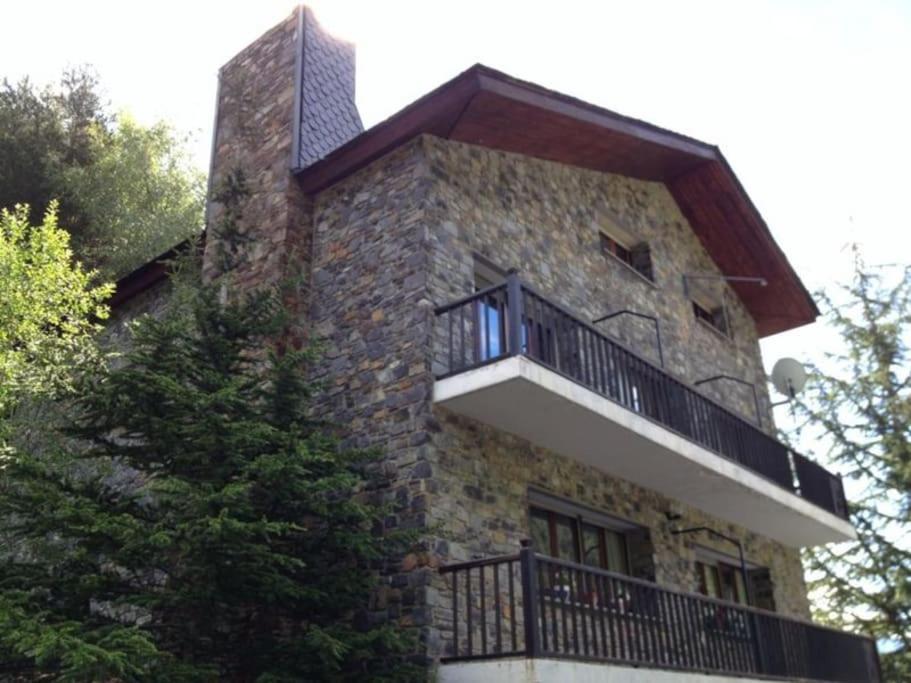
<box><xmin>600</xmin><ymin>231</ymin><xmax>654</xmax><ymax>282</ymax></box>
<box><xmin>693</xmin><ymin>299</ymin><xmax>731</xmax><ymax>338</ymax></box>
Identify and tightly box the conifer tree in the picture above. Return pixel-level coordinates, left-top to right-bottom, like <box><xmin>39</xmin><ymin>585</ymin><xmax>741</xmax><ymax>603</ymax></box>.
<box><xmin>0</xmin><ymin>276</ymin><xmax>417</xmax><ymax>681</ymax></box>
<box><xmin>795</xmin><ymin>252</ymin><xmax>911</xmax><ymax>682</ymax></box>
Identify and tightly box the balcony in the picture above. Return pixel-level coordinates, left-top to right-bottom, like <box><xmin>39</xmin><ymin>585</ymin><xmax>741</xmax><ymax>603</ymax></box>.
<box><xmin>432</xmin><ymin>275</ymin><xmax>855</xmax><ymax>546</ymax></box>
<box><xmin>438</xmin><ymin>544</ymin><xmax>880</xmax><ymax>683</ymax></box>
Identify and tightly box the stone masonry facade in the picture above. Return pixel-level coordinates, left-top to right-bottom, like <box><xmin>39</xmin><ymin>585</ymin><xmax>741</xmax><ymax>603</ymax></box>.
<box><xmin>110</xmin><ymin>12</ymin><xmax>815</xmax><ymax>669</ymax></box>
<box><xmin>203</xmin><ymin>8</ymin><xmax>314</xmax><ymax>330</ymax></box>
<box><xmin>297</xmin><ymin>134</ymin><xmax>811</xmax><ymax>663</ymax></box>
<box><xmin>112</xmin><ymin>132</ymin><xmax>812</xmax><ymax>665</ymax></box>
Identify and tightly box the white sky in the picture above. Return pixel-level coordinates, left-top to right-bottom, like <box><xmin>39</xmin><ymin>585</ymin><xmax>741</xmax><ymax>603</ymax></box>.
<box><xmin>3</xmin><ymin>0</ymin><xmax>910</xmax><ymax>407</ymax></box>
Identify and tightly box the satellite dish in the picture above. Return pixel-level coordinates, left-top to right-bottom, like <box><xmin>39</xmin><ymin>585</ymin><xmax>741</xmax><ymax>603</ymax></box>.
<box><xmin>771</xmin><ymin>358</ymin><xmax>807</xmax><ymax>399</ymax></box>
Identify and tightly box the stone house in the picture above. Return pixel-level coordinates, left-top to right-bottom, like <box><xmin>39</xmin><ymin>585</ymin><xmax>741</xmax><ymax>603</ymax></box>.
<box><xmin>110</xmin><ymin>6</ymin><xmax>880</xmax><ymax>682</ymax></box>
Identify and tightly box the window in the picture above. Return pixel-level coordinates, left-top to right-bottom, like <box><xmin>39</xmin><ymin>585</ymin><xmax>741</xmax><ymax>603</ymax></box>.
<box><xmin>529</xmin><ymin>505</ymin><xmax>630</xmax><ymax>575</ymax></box>
<box><xmin>474</xmin><ymin>258</ymin><xmax>507</xmax><ymax>360</ymax></box>
<box><xmin>696</xmin><ymin>560</ymin><xmax>748</xmax><ymax>605</ymax></box>
<box><xmin>600</xmin><ymin>232</ymin><xmax>654</xmax><ymax>282</ymax></box>
<box><xmin>692</xmin><ymin>299</ymin><xmax>730</xmax><ymax>338</ymax></box>
<box><xmin>695</xmin><ymin>554</ymin><xmax>776</xmax><ymax>611</ymax></box>
<box><xmin>474</xmin><ymin>255</ymin><xmax>560</xmax><ymax>369</ymax></box>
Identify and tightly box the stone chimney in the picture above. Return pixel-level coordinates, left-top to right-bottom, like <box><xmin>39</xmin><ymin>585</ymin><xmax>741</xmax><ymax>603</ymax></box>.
<box><xmin>204</xmin><ymin>5</ymin><xmax>362</xmax><ymax>294</ymax></box>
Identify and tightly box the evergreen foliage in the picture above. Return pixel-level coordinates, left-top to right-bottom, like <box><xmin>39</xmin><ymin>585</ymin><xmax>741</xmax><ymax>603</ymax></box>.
<box><xmin>795</xmin><ymin>251</ymin><xmax>911</xmax><ymax>682</ymax></box>
<box><xmin>0</xmin><ymin>279</ymin><xmax>418</xmax><ymax>681</ymax></box>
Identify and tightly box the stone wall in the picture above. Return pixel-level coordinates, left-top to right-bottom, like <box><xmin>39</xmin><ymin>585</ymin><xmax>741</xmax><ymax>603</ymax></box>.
<box><xmin>416</xmin><ymin>136</ymin><xmax>811</xmax><ymax>655</ymax></box>
<box><xmin>107</xmin><ymin>128</ymin><xmax>813</xmax><ymax>666</ymax></box>
<box><xmin>104</xmin><ymin>279</ymin><xmax>173</xmax><ymax>354</ymax></box>
<box><xmin>306</xmin><ymin>138</ymin><xmax>439</xmax><ymax>656</ymax></box>
<box><xmin>300</xmin><ymin>134</ymin><xmax>811</xmax><ymax>667</ymax></box>
<box><xmin>202</xmin><ymin>7</ymin><xmax>314</xmax><ymax>345</ymax></box>
<box><xmin>428</xmin><ymin>410</ymin><xmax>810</xmax><ymax>618</ymax></box>
<box><xmin>423</xmin><ymin>135</ymin><xmax>774</xmax><ymax>429</ymax></box>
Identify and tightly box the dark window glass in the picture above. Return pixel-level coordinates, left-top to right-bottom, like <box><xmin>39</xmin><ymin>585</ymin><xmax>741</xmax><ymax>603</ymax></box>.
<box><xmin>581</xmin><ymin>522</ymin><xmax>604</xmax><ymax>568</ymax></box>
<box><xmin>696</xmin><ymin>559</ymin><xmax>752</xmax><ymax>606</ymax></box>
<box><xmin>697</xmin><ymin>560</ymin><xmax>721</xmax><ymax>599</ymax></box>
<box><xmin>748</xmin><ymin>567</ymin><xmax>777</xmax><ymax>612</ymax></box>
<box><xmin>529</xmin><ymin>508</ymin><xmax>551</xmax><ymax>557</ymax></box>
<box><xmin>553</xmin><ymin>513</ymin><xmax>578</xmax><ymax>561</ymax></box>
<box><xmin>530</xmin><ymin>505</ymin><xmax>631</xmax><ymax>575</ymax></box>
<box><xmin>630</xmin><ymin>242</ymin><xmax>654</xmax><ymax>281</ymax></box>
<box><xmin>604</xmin><ymin>528</ymin><xmax>629</xmax><ymax>574</ymax></box>
<box><xmin>693</xmin><ymin>300</ymin><xmax>730</xmax><ymax>337</ymax></box>
<box><xmin>475</xmin><ymin>272</ymin><xmax>505</xmax><ymax>360</ymax></box>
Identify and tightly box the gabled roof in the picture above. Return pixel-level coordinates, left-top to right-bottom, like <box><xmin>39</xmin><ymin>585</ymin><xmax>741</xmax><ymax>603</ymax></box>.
<box><xmin>296</xmin><ymin>64</ymin><xmax>818</xmax><ymax>337</ymax></box>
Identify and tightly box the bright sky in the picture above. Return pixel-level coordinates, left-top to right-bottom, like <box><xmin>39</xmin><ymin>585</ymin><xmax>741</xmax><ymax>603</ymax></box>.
<box><xmin>4</xmin><ymin>0</ymin><xmax>910</xmax><ymax>399</ymax></box>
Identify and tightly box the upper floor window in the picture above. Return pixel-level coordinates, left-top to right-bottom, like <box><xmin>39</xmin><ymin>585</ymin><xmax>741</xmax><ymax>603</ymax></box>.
<box><xmin>600</xmin><ymin>231</ymin><xmax>654</xmax><ymax>283</ymax></box>
<box><xmin>474</xmin><ymin>257</ymin><xmax>507</xmax><ymax>360</ymax></box>
<box><xmin>692</xmin><ymin>299</ymin><xmax>731</xmax><ymax>338</ymax></box>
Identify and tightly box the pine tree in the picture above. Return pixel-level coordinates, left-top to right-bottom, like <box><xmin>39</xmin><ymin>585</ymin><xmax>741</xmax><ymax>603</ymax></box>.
<box><xmin>0</xmin><ymin>278</ymin><xmax>418</xmax><ymax>681</ymax></box>
<box><xmin>794</xmin><ymin>251</ymin><xmax>911</xmax><ymax>682</ymax></box>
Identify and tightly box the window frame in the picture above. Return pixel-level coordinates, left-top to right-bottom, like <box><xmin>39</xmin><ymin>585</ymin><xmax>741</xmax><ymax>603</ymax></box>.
<box><xmin>599</xmin><ymin>231</ymin><xmax>655</xmax><ymax>284</ymax></box>
<box><xmin>528</xmin><ymin>493</ymin><xmax>635</xmax><ymax>576</ymax></box>
<box><xmin>692</xmin><ymin>297</ymin><xmax>732</xmax><ymax>339</ymax></box>
<box><xmin>473</xmin><ymin>256</ymin><xmax>508</xmax><ymax>360</ymax></box>
<box><xmin>694</xmin><ymin>549</ymin><xmax>765</xmax><ymax>608</ymax></box>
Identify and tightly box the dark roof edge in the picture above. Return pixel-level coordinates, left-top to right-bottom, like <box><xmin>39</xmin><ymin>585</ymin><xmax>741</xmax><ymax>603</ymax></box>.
<box><xmin>471</xmin><ymin>64</ymin><xmax>717</xmax><ymax>159</ymax></box>
<box><xmin>113</xmin><ymin>62</ymin><xmax>817</xmax><ymax>333</ymax></box>
<box><xmin>292</xmin><ymin>63</ymin><xmax>483</xmax><ymax>180</ymax></box>
<box><xmin>710</xmin><ymin>148</ymin><xmax>821</xmax><ymax>321</ymax></box>
<box><xmin>294</xmin><ymin>63</ymin><xmax>722</xmax><ymax>190</ymax></box>
<box><xmin>108</xmin><ymin>237</ymin><xmax>196</xmax><ymax>310</ymax></box>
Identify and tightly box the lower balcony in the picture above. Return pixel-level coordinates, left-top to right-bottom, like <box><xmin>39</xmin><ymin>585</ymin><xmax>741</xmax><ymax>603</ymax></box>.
<box><xmin>432</xmin><ymin>275</ymin><xmax>855</xmax><ymax>547</ymax></box>
<box><xmin>438</xmin><ymin>544</ymin><xmax>881</xmax><ymax>683</ymax></box>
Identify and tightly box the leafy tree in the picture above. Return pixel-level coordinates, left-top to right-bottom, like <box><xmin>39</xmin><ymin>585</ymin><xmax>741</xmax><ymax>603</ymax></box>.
<box><xmin>60</xmin><ymin>114</ymin><xmax>205</xmax><ymax>278</ymax></box>
<box><xmin>0</xmin><ymin>277</ymin><xmax>418</xmax><ymax>681</ymax></box>
<box><xmin>0</xmin><ymin>68</ymin><xmax>108</xmax><ymax>231</ymax></box>
<box><xmin>794</xmin><ymin>252</ymin><xmax>911</xmax><ymax>681</ymax></box>
<box><xmin>0</xmin><ymin>67</ymin><xmax>203</xmax><ymax>278</ymax></box>
<box><xmin>0</xmin><ymin>203</ymin><xmax>112</xmax><ymax>443</ymax></box>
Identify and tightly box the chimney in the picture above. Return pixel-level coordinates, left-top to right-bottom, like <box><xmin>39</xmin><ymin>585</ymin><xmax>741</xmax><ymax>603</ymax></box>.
<box><xmin>204</xmin><ymin>5</ymin><xmax>362</xmax><ymax>291</ymax></box>
<box><xmin>293</xmin><ymin>6</ymin><xmax>363</xmax><ymax>169</ymax></box>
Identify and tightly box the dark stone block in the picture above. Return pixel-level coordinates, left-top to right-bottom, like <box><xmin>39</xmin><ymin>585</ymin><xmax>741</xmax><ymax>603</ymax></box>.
<box><xmin>411</xmin><ymin>460</ymin><xmax>432</xmax><ymax>479</ymax></box>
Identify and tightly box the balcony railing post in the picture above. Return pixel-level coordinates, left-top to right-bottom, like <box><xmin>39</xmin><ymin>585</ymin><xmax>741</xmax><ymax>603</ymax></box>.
<box><xmin>519</xmin><ymin>539</ymin><xmax>540</xmax><ymax>658</ymax></box>
<box><xmin>506</xmin><ymin>270</ymin><xmax>523</xmax><ymax>356</ymax></box>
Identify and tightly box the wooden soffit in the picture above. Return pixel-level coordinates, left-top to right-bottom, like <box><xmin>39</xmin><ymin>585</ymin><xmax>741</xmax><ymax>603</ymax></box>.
<box><xmin>295</xmin><ymin>65</ymin><xmax>818</xmax><ymax>337</ymax></box>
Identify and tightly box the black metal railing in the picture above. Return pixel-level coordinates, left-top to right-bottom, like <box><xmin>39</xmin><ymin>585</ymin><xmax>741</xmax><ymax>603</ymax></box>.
<box><xmin>794</xmin><ymin>453</ymin><xmax>849</xmax><ymax>519</ymax></box>
<box><xmin>440</xmin><ymin>543</ymin><xmax>881</xmax><ymax>682</ymax></box>
<box><xmin>433</xmin><ymin>273</ymin><xmax>849</xmax><ymax>520</ymax></box>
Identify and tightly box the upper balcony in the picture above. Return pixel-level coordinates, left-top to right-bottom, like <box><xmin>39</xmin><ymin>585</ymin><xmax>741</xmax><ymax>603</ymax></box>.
<box><xmin>432</xmin><ymin>274</ymin><xmax>855</xmax><ymax>547</ymax></box>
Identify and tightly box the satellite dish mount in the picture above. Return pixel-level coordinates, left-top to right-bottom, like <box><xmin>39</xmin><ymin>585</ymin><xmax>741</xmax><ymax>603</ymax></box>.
<box><xmin>770</xmin><ymin>357</ymin><xmax>807</xmax><ymax>407</ymax></box>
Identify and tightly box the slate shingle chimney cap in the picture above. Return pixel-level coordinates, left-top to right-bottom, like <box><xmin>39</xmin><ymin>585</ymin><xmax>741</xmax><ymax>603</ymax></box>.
<box><xmin>292</xmin><ymin>4</ymin><xmax>364</xmax><ymax>171</ymax></box>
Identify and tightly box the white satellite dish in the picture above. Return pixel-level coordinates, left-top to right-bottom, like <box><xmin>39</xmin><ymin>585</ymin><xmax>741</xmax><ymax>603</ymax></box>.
<box><xmin>771</xmin><ymin>357</ymin><xmax>807</xmax><ymax>399</ymax></box>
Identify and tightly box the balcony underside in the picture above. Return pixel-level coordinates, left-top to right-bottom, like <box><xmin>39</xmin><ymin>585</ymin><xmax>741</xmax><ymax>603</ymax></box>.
<box><xmin>434</xmin><ymin>356</ymin><xmax>855</xmax><ymax>547</ymax></box>
<box><xmin>440</xmin><ymin>658</ymin><xmax>793</xmax><ymax>683</ymax></box>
